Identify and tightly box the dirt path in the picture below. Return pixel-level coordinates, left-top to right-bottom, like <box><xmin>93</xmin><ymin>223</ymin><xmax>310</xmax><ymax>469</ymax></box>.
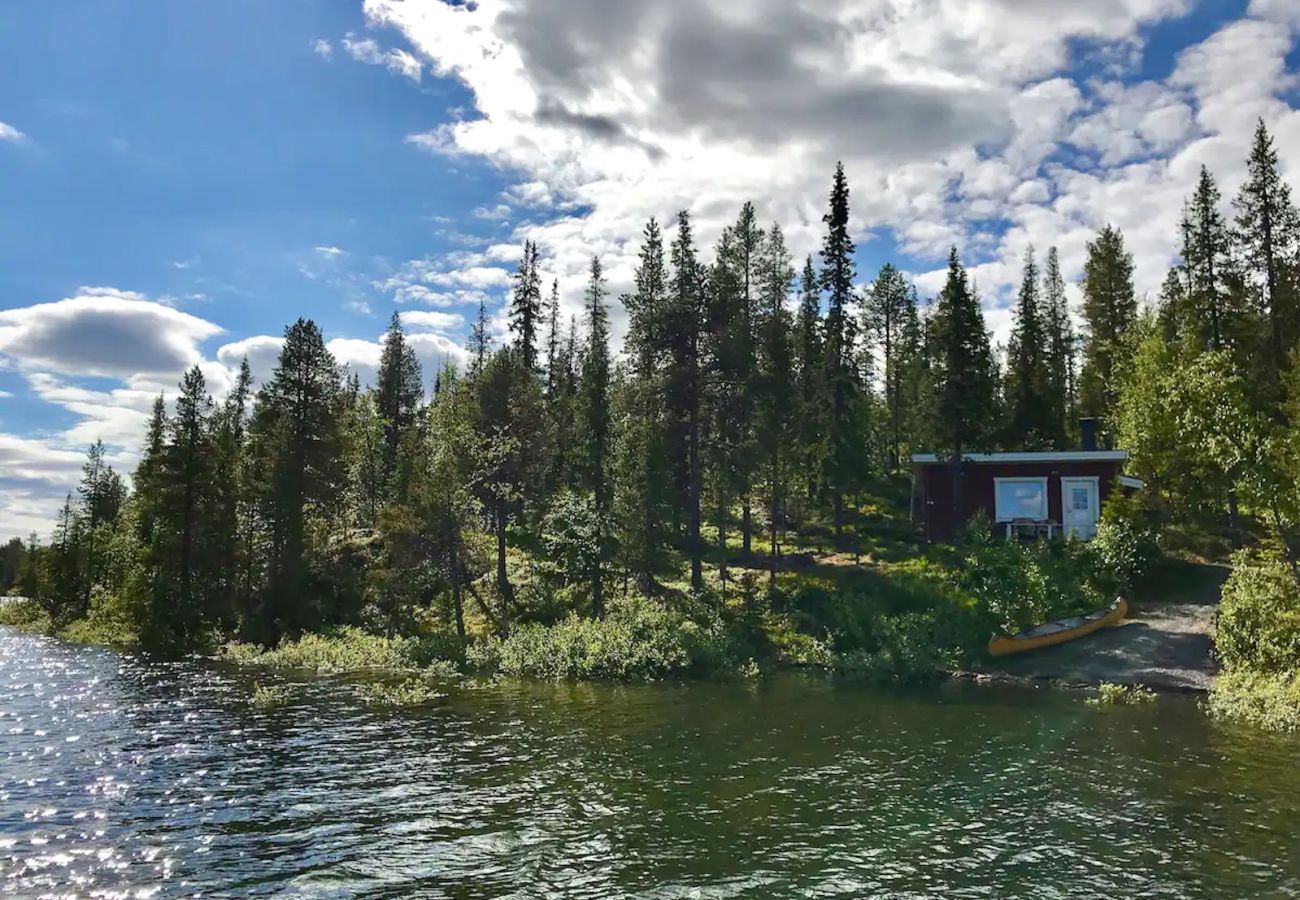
<box><xmin>978</xmin><ymin>566</ymin><xmax>1226</xmax><ymax>692</ymax></box>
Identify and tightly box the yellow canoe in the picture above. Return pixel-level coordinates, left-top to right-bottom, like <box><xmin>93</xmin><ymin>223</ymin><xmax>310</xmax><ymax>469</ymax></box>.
<box><xmin>988</xmin><ymin>597</ymin><xmax>1129</xmax><ymax>657</ymax></box>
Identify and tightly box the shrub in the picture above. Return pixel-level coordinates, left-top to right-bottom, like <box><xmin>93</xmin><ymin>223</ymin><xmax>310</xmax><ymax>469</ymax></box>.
<box><xmin>1208</xmin><ymin>669</ymin><xmax>1300</xmax><ymax>732</ymax></box>
<box><xmin>1215</xmin><ymin>548</ymin><xmax>1300</xmax><ymax>674</ymax></box>
<box><xmin>251</xmin><ymin>682</ymin><xmax>291</xmax><ymax>708</ymax></box>
<box><xmin>476</xmin><ymin>598</ymin><xmax>724</xmax><ymax>681</ymax></box>
<box><xmin>361</xmin><ymin>678</ymin><xmax>444</xmax><ymax>706</ymax></box>
<box><xmin>0</xmin><ymin>597</ymin><xmax>52</xmax><ymax>634</ymax></box>
<box><xmin>223</xmin><ymin>627</ymin><xmax>419</xmax><ymax>674</ymax></box>
<box><xmin>59</xmin><ymin>587</ymin><xmax>138</xmax><ymax>648</ymax></box>
<box><xmin>1091</xmin><ymin>520</ymin><xmax>1160</xmax><ymax>594</ymax></box>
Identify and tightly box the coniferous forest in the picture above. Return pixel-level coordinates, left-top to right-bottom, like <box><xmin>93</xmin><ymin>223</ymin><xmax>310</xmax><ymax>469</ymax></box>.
<box><xmin>6</xmin><ymin>123</ymin><xmax>1300</xmax><ymax>718</ymax></box>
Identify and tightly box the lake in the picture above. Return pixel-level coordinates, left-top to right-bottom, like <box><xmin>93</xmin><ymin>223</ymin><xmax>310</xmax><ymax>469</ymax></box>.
<box><xmin>2</xmin><ymin>627</ymin><xmax>1298</xmax><ymax>898</ymax></box>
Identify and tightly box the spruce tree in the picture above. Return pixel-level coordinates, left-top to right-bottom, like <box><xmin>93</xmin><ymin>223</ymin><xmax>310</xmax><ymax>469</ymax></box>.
<box><xmin>1183</xmin><ymin>167</ymin><xmax>1236</xmax><ymax>354</ymax></box>
<box><xmin>249</xmin><ymin>318</ymin><xmax>346</xmax><ymax>642</ymax></box>
<box><xmin>1003</xmin><ymin>247</ymin><xmax>1054</xmax><ymax>448</ymax></box>
<box><xmin>468</xmin><ymin>300</ymin><xmax>492</xmax><ymax>374</ymax></box>
<box><xmin>579</xmin><ymin>255</ymin><xmax>613</xmax><ymax>617</ymax></box>
<box><xmin>756</xmin><ymin>222</ymin><xmax>796</xmax><ymax>585</ymax></box>
<box><xmin>865</xmin><ymin>263</ymin><xmax>911</xmax><ymax>470</ymax></box>
<box><xmin>1234</xmin><ymin>119</ymin><xmax>1300</xmax><ymax>379</ymax></box>
<box><xmin>376</xmin><ymin>311</ymin><xmax>423</xmax><ymax>481</ymax></box>
<box><xmin>544</xmin><ymin>279</ymin><xmax>561</xmax><ymax>397</ymax></box>
<box><xmin>794</xmin><ymin>256</ymin><xmax>825</xmax><ymax>510</ymax></box>
<box><xmin>667</xmin><ymin>210</ymin><xmax>706</xmax><ymax>590</ymax></box>
<box><xmin>509</xmin><ymin>240</ymin><xmax>543</xmax><ymax>371</ymax></box>
<box><xmin>931</xmin><ymin>247</ymin><xmax>997</xmax><ymax>522</ymax></box>
<box><xmin>162</xmin><ymin>365</ymin><xmax>217</xmax><ymax>646</ymax></box>
<box><xmin>1040</xmin><ymin>246</ymin><xmax>1075</xmax><ymax>446</ymax></box>
<box><xmin>618</xmin><ymin>220</ymin><xmax>671</xmax><ymax>592</ymax></box>
<box><xmin>1079</xmin><ymin>224</ymin><xmax>1136</xmax><ymax>437</ymax></box>
<box><xmin>819</xmin><ymin>163</ymin><xmax>864</xmax><ymax>540</ymax></box>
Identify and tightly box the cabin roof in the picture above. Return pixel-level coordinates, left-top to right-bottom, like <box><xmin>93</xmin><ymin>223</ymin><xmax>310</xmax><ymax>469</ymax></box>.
<box><xmin>910</xmin><ymin>451</ymin><xmax>1128</xmax><ymax>464</ymax></box>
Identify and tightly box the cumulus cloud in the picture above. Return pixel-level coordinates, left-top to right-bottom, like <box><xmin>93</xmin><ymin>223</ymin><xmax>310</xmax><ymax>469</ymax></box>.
<box><xmin>366</xmin><ymin>0</ymin><xmax>1300</xmax><ymax>348</ymax></box>
<box><xmin>0</xmin><ymin>120</ymin><xmax>25</xmax><ymax>142</ymax></box>
<box><xmin>0</xmin><ymin>289</ymin><xmax>222</xmax><ymax>378</ymax></box>
<box><xmin>402</xmin><ymin>310</ymin><xmax>464</xmax><ymax>332</ymax></box>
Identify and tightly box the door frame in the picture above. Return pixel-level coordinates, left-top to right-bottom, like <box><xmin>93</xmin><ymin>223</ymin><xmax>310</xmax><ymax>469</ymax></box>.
<box><xmin>1060</xmin><ymin>476</ymin><xmax>1100</xmax><ymax>539</ymax></box>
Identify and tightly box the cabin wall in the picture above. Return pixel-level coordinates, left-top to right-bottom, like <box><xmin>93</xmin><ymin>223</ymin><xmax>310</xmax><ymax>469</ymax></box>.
<box><xmin>918</xmin><ymin>460</ymin><xmax>1123</xmax><ymax>542</ymax></box>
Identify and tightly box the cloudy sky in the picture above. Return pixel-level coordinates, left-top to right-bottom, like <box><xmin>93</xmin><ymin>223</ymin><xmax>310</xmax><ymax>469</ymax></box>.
<box><xmin>1</xmin><ymin>0</ymin><xmax>1299</xmax><ymax>539</ymax></box>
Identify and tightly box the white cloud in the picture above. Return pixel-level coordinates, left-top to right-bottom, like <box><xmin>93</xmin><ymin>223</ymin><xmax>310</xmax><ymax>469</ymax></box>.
<box><xmin>315</xmin><ymin>245</ymin><xmax>345</xmax><ymax>257</ymax></box>
<box><xmin>342</xmin><ymin>32</ymin><xmax>422</xmax><ymax>82</ymax></box>
<box><xmin>216</xmin><ymin>335</ymin><xmax>285</xmax><ymax>387</ymax></box>
<box><xmin>312</xmin><ymin>38</ymin><xmax>334</xmax><ymax>60</ymax></box>
<box><xmin>0</xmin><ymin>120</ymin><xmax>26</xmax><ymax>143</ymax></box>
<box><xmin>401</xmin><ymin>310</ymin><xmax>464</xmax><ymax>332</ymax></box>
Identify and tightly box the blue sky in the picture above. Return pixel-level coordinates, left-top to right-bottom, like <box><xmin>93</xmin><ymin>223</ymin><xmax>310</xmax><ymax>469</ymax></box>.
<box><xmin>1</xmin><ymin>0</ymin><xmax>1299</xmax><ymax>538</ymax></box>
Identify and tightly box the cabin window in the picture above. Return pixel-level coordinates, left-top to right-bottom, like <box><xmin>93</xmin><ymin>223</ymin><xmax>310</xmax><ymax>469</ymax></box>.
<box><xmin>993</xmin><ymin>477</ymin><xmax>1049</xmax><ymax>521</ymax></box>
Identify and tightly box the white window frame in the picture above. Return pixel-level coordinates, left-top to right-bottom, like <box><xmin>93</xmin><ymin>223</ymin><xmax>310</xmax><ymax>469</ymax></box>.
<box><xmin>993</xmin><ymin>476</ymin><xmax>1049</xmax><ymax>522</ymax></box>
<box><xmin>1060</xmin><ymin>476</ymin><xmax>1101</xmax><ymax>537</ymax></box>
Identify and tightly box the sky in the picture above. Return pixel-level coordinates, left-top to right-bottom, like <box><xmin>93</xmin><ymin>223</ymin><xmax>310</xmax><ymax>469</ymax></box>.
<box><xmin>1</xmin><ymin>0</ymin><xmax>1299</xmax><ymax>540</ymax></box>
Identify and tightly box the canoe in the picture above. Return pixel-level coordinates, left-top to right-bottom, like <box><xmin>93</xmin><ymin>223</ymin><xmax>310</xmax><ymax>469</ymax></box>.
<box><xmin>987</xmin><ymin>597</ymin><xmax>1129</xmax><ymax>657</ymax></box>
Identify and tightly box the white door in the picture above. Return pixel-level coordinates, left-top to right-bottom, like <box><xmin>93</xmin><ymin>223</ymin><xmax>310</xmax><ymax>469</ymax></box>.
<box><xmin>1061</xmin><ymin>477</ymin><xmax>1099</xmax><ymax>539</ymax></box>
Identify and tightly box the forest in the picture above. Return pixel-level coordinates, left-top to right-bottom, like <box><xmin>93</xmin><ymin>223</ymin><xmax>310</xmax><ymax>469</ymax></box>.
<box><xmin>3</xmin><ymin>121</ymin><xmax>1300</xmax><ymax>721</ymax></box>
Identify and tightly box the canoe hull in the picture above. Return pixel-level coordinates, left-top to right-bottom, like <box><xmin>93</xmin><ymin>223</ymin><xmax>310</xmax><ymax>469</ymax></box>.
<box><xmin>988</xmin><ymin>598</ymin><xmax>1129</xmax><ymax>657</ymax></box>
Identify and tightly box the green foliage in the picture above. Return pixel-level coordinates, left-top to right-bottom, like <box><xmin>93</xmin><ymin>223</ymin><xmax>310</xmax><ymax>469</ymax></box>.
<box><xmin>473</xmin><ymin>598</ymin><xmax>725</xmax><ymax>681</ymax></box>
<box><xmin>223</xmin><ymin>626</ymin><xmax>424</xmax><ymax>674</ymax></box>
<box><xmin>1215</xmin><ymin>548</ymin><xmax>1300</xmax><ymax>673</ymax></box>
<box><xmin>958</xmin><ymin>516</ymin><xmax>1110</xmax><ymax>633</ymax></box>
<box><xmin>60</xmin><ymin>587</ymin><xmax>139</xmax><ymax>648</ymax></box>
<box><xmin>251</xmin><ymin>682</ymin><xmax>291</xmax><ymax>708</ymax></box>
<box><xmin>1086</xmin><ymin>682</ymin><xmax>1157</xmax><ymax>706</ymax></box>
<box><xmin>361</xmin><ymin>677</ymin><xmax>444</xmax><ymax>706</ymax></box>
<box><xmin>0</xmin><ymin>597</ymin><xmax>52</xmax><ymax>634</ymax></box>
<box><xmin>1208</xmin><ymin>669</ymin><xmax>1300</xmax><ymax>732</ymax></box>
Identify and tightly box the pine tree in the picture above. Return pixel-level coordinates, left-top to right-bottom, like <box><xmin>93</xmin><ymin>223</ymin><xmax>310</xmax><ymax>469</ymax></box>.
<box><xmin>1003</xmin><ymin>247</ymin><xmax>1054</xmax><ymax>448</ymax></box>
<box><xmin>931</xmin><ymin>247</ymin><xmax>997</xmax><ymax>523</ymax></box>
<box><xmin>1040</xmin><ymin>246</ymin><xmax>1075</xmax><ymax>447</ymax></box>
<box><xmin>865</xmin><ymin>263</ymin><xmax>911</xmax><ymax>470</ymax></box>
<box><xmin>376</xmin><ymin>311</ymin><xmax>423</xmax><ymax>482</ymax></box>
<box><xmin>579</xmin><ymin>255</ymin><xmax>613</xmax><ymax>617</ymax></box>
<box><xmin>249</xmin><ymin>318</ymin><xmax>346</xmax><ymax>643</ymax></box>
<box><xmin>509</xmin><ymin>240</ymin><xmax>544</xmax><ymax>371</ymax></box>
<box><xmin>1079</xmin><ymin>224</ymin><xmax>1137</xmax><ymax>437</ymax></box>
<box><xmin>213</xmin><ymin>357</ymin><xmax>254</xmax><ymax>625</ymax></box>
<box><xmin>1234</xmin><ymin>119</ymin><xmax>1300</xmax><ymax>379</ymax></box>
<box><xmin>819</xmin><ymin>163</ymin><xmax>864</xmax><ymax>540</ymax></box>
<box><xmin>755</xmin><ymin>222</ymin><xmax>796</xmax><ymax>585</ymax></box>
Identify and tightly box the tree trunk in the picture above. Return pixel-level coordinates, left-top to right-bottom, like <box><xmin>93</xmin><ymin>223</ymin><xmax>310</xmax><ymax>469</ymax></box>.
<box><xmin>451</xmin><ymin>544</ymin><xmax>466</xmax><ymax>641</ymax></box>
<box><xmin>742</xmin><ymin>497</ymin><xmax>753</xmax><ymax>557</ymax></box>
<box><xmin>495</xmin><ymin>507</ymin><xmax>512</xmax><ymax>636</ymax></box>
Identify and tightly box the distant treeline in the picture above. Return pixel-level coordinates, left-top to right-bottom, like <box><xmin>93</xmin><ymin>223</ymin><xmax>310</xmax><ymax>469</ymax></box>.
<box><xmin>12</xmin><ymin>119</ymin><xmax>1300</xmax><ymax>649</ymax></box>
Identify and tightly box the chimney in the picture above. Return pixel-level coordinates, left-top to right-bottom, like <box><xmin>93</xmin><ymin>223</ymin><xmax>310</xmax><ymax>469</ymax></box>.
<box><xmin>1079</xmin><ymin>417</ymin><xmax>1097</xmax><ymax>452</ymax></box>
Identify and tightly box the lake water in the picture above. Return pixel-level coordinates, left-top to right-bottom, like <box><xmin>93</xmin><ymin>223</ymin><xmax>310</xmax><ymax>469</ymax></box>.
<box><xmin>2</xmin><ymin>628</ymin><xmax>1299</xmax><ymax>898</ymax></box>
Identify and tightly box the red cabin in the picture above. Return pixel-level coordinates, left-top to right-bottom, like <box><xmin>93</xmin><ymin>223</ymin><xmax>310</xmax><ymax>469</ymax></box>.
<box><xmin>910</xmin><ymin>421</ymin><xmax>1143</xmax><ymax>543</ymax></box>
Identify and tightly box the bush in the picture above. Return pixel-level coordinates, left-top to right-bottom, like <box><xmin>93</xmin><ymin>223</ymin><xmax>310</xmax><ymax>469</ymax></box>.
<box><xmin>474</xmin><ymin>597</ymin><xmax>725</xmax><ymax>681</ymax></box>
<box><xmin>1208</xmin><ymin>669</ymin><xmax>1300</xmax><ymax>732</ymax></box>
<box><xmin>361</xmin><ymin>678</ymin><xmax>444</xmax><ymax>706</ymax></box>
<box><xmin>959</xmin><ymin>517</ymin><xmax>1107</xmax><ymax>633</ymax></box>
<box><xmin>59</xmin><ymin>587</ymin><xmax>138</xmax><ymax>648</ymax></box>
<box><xmin>0</xmin><ymin>597</ymin><xmax>52</xmax><ymax>634</ymax></box>
<box><xmin>223</xmin><ymin>626</ymin><xmax>420</xmax><ymax>674</ymax></box>
<box><xmin>1215</xmin><ymin>548</ymin><xmax>1300</xmax><ymax>674</ymax></box>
